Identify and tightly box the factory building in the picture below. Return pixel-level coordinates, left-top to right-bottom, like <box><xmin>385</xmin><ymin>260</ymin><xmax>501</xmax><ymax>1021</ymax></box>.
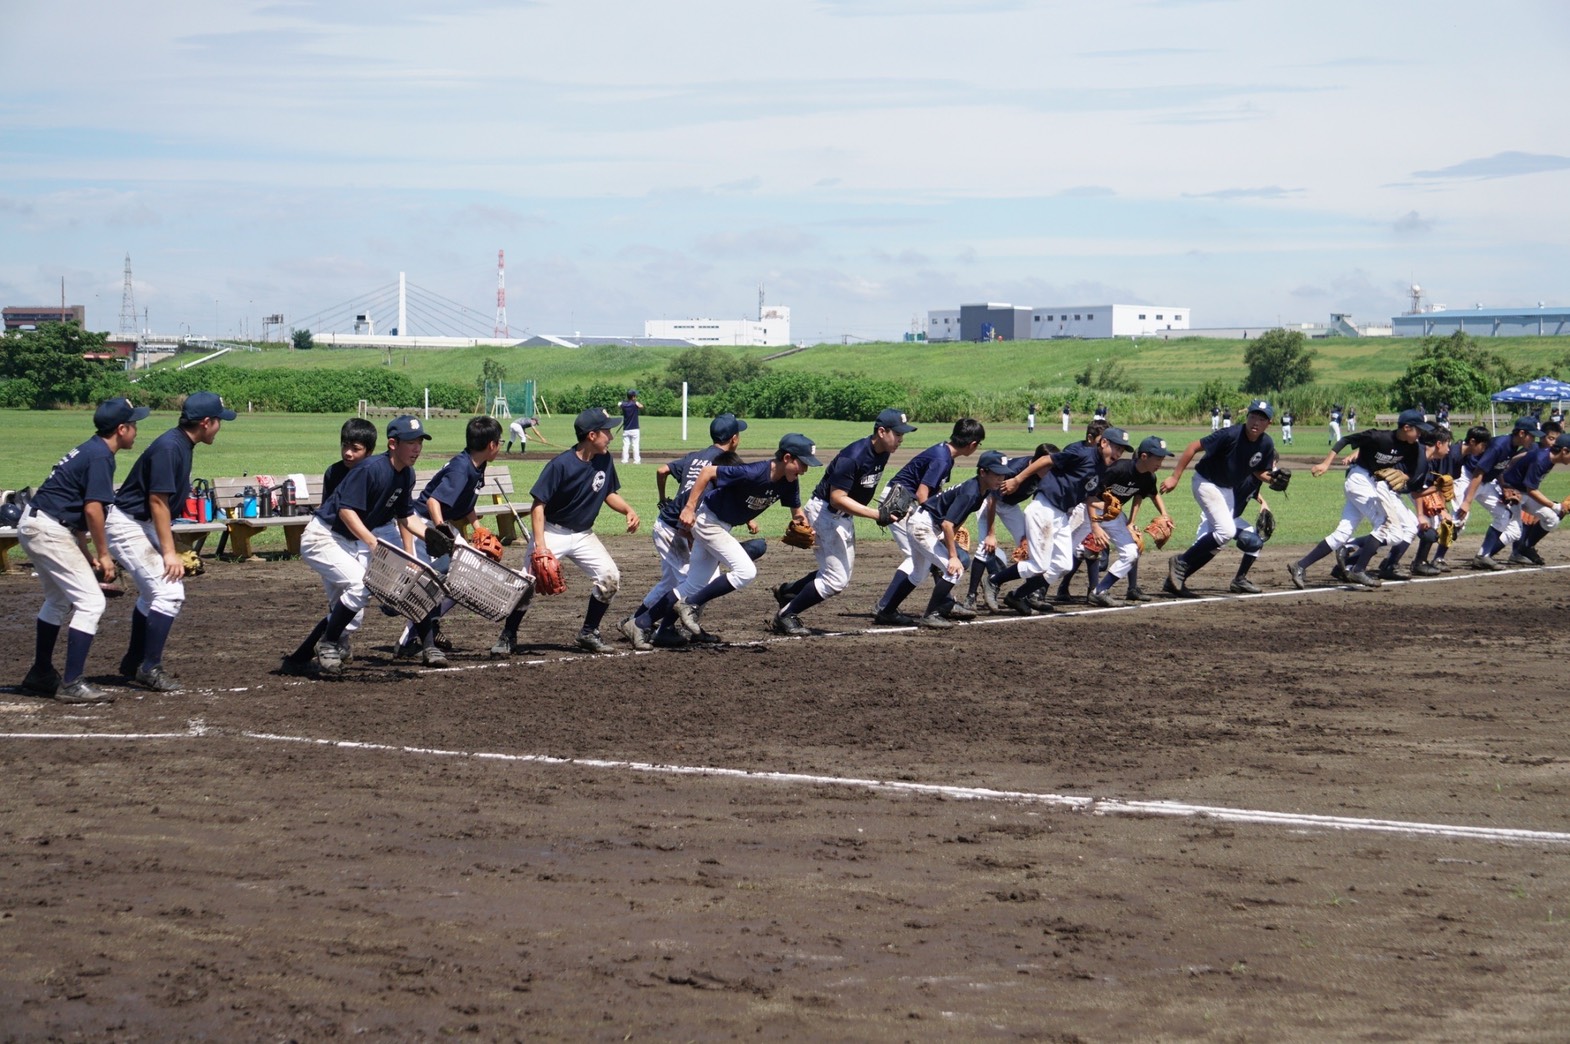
<box><xmin>1392</xmin><ymin>306</ymin><xmax>1570</xmax><ymax>338</ymax></box>
<box><xmin>645</xmin><ymin>306</ymin><xmax>791</xmax><ymax>347</ymax></box>
<box><xmin>928</xmin><ymin>302</ymin><xmax>1189</xmax><ymax>341</ymax></box>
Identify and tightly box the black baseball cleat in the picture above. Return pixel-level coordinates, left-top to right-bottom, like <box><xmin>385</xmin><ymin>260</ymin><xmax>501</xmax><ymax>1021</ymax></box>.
<box><xmin>873</xmin><ymin>607</ymin><xmax>916</xmax><ymax>626</ymax></box>
<box><xmin>1470</xmin><ymin>555</ymin><xmax>1504</xmax><ymax>572</ymax></box>
<box><xmin>1000</xmin><ymin>590</ymin><xmax>1036</xmax><ymax>616</ymax></box>
<box><xmin>1510</xmin><ymin>546</ymin><xmax>1545</xmax><ymax>565</ymax></box>
<box><xmin>55</xmin><ymin>679</ymin><xmax>113</xmax><ymax>705</ymax></box>
<box><xmin>575</xmin><ymin>629</ymin><xmax>613</xmax><ymax>654</ymax></box>
<box><xmin>1167</xmin><ymin>556</ymin><xmax>1190</xmax><ymax>589</ymax></box>
<box><xmin>488</xmin><ymin>632</ymin><xmax>518</xmax><ymax>658</ymax></box>
<box><xmin>1345</xmin><ymin>568</ymin><xmax>1382</xmax><ymax>588</ymax></box>
<box><xmin>917</xmin><ymin>611</ymin><xmax>954</xmax><ymax>629</ymax></box>
<box><xmin>1124</xmin><ymin>586</ymin><xmax>1153</xmax><ymax>603</ymax></box>
<box><xmin>19</xmin><ymin>666</ymin><xmax>61</xmax><ymax>698</ymax></box>
<box><xmin>1087</xmin><ymin>590</ymin><xmax>1117</xmax><ymax>608</ymax></box>
<box><xmin>652</xmin><ymin>627</ymin><xmax>689</xmax><ymax>648</ymax></box>
<box><xmin>770</xmin><ymin>613</ymin><xmax>811</xmax><ymax>638</ymax></box>
<box><xmin>944</xmin><ymin>601</ymin><xmax>978</xmax><ymax>621</ymax></box>
<box><xmin>1162</xmin><ymin>578</ymin><xmax>1200</xmax><ymax>599</ymax></box>
<box><xmin>134</xmin><ymin>665</ymin><xmax>183</xmax><ymax>692</ymax></box>
<box><xmin>1229</xmin><ymin>577</ymin><xmax>1262</xmax><ymax>595</ymax></box>
<box><xmin>980</xmin><ymin>573</ymin><xmax>1001</xmax><ymax>612</ymax></box>
<box><xmin>1376</xmin><ymin>564</ymin><xmax>1409</xmax><ymax>582</ymax></box>
<box><xmin>420</xmin><ymin>646</ymin><xmax>449</xmax><ymax>667</ymax></box>
<box><xmin>1411</xmin><ymin>562</ymin><xmax>1442</xmax><ymax>576</ymax></box>
<box><xmin>1287</xmin><ymin>563</ymin><xmax>1307</xmax><ymax>590</ymax></box>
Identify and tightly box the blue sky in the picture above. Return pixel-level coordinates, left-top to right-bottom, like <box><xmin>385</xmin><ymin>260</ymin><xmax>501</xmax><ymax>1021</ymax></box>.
<box><xmin>3</xmin><ymin>0</ymin><xmax>1567</xmax><ymax>343</ymax></box>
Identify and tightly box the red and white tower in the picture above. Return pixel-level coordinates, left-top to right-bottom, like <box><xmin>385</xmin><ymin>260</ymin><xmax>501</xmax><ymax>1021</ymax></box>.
<box><xmin>494</xmin><ymin>249</ymin><xmax>509</xmax><ymax>337</ymax></box>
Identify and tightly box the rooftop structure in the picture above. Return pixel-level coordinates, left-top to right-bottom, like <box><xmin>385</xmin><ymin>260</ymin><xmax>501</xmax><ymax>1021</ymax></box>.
<box><xmin>1392</xmin><ymin>306</ymin><xmax>1570</xmax><ymax>337</ymax></box>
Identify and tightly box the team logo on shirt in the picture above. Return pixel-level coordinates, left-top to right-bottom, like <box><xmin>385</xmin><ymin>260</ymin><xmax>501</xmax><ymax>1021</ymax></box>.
<box><xmin>592</xmin><ymin>470</ymin><xmax>607</xmax><ymax>492</ymax></box>
<box><xmin>745</xmin><ymin>493</ymin><xmax>781</xmax><ymax>511</ymax></box>
<box><xmin>1249</xmin><ymin>452</ymin><xmax>1264</xmax><ymax>468</ymax></box>
<box><xmin>1083</xmin><ymin>476</ymin><xmax>1098</xmax><ymax>491</ymax></box>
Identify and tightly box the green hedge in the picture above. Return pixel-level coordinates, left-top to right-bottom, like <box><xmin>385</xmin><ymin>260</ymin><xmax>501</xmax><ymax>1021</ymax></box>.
<box><xmin>97</xmin><ymin>365</ymin><xmax>481</xmax><ymax>413</ymax></box>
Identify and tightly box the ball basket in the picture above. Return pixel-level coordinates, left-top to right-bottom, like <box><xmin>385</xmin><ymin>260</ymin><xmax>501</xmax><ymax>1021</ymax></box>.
<box><xmin>365</xmin><ymin>541</ymin><xmax>446</xmax><ymax>621</ymax></box>
<box><xmin>444</xmin><ymin>543</ymin><xmax>534</xmax><ymax>621</ymax></box>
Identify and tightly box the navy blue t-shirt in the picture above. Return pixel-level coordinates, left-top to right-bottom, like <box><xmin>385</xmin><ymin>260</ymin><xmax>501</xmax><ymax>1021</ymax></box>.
<box><xmin>115</xmin><ymin>426</ymin><xmax>195</xmax><ymax>521</ymax></box>
<box><xmin>32</xmin><ymin>437</ymin><xmax>118</xmax><ymax>531</ymax></box>
<box><xmin>321</xmin><ymin>460</ymin><xmax>352</xmax><ymax>500</ymax></box>
<box><xmin>889</xmin><ymin>442</ymin><xmax>954</xmax><ymax>496</ymax></box>
<box><xmin>1097</xmin><ymin>457</ymin><xmax>1158</xmax><ymax>503</ymax></box>
<box><xmin>919</xmin><ymin>475</ymin><xmax>990</xmax><ymax>529</ymax></box>
<box><xmin>999</xmin><ymin>453</ymin><xmax>1043</xmax><ymax>506</ymax></box>
<box><xmin>1500</xmin><ymin>446</ymin><xmax>1556</xmax><ymax>493</ymax></box>
<box><xmin>1036</xmin><ymin>441</ymin><xmax>1106</xmax><ymax>512</ymax></box>
<box><xmin>415</xmin><ymin>452</ymin><xmax>487</xmax><ymax>521</ymax></box>
<box><xmin>1195</xmin><ymin>425</ymin><xmax>1276</xmax><ymax>489</ymax></box>
<box><xmin>316</xmin><ymin>453</ymin><xmax>416</xmax><ymax>538</ymax></box>
<box><xmin>813</xmin><ymin>435</ymin><xmax>890</xmax><ymax>512</ymax></box>
<box><xmin>701</xmin><ymin>459</ymin><xmax>801</xmax><ymax>526</ymax></box>
<box><xmin>531</xmin><ymin>449</ymin><xmax>620</xmax><ymax>531</ymax></box>
<box><xmin>659</xmin><ymin>445</ymin><xmax>738</xmax><ymax>528</ymax></box>
<box><xmin>1467</xmin><ymin>434</ymin><xmax>1520</xmax><ymax>482</ymax></box>
<box><xmin>620</xmin><ymin>399</ymin><xmax>641</xmax><ymax>431</ymax></box>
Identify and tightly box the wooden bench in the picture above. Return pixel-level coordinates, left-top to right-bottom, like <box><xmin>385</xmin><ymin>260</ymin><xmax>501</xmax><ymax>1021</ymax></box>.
<box><xmin>0</xmin><ymin>518</ymin><xmax>230</xmax><ymax>573</ymax></box>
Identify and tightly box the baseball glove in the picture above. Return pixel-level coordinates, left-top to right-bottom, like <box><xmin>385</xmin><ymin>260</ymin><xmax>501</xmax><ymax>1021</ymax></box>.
<box><xmin>954</xmin><ymin>525</ymin><xmax>971</xmax><ymax>552</ymax></box>
<box><xmin>1438</xmin><ymin>518</ymin><xmax>1456</xmax><ymax>548</ymax></box>
<box><xmin>1012</xmin><ymin>538</ymin><xmax>1029</xmax><ymax>563</ymax></box>
<box><xmin>1416</xmin><ymin>489</ymin><xmax>1446</xmax><ymax>516</ymax></box>
<box><xmin>782</xmin><ymin>518</ymin><xmax>815</xmax><ymax>549</ymax></box>
<box><xmin>1255</xmin><ymin>506</ymin><xmax>1276</xmax><ymax>542</ymax></box>
<box><xmin>530</xmin><ymin>548</ymin><xmax>567</xmax><ymax>595</ymax></box>
<box><xmin>878</xmin><ymin>484</ymin><xmax>914</xmax><ymax>527</ymax></box>
<box><xmin>424</xmin><ymin>522</ymin><xmax>457</xmax><ymax>559</ymax></box>
<box><xmin>1374</xmin><ymin>468</ymin><xmax>1408</xmax><ymax>493</ymax></box>
<box><xmin>1500</xmin><ymin>486</ymin><xmax>1522</xmax><ymax>505</ymax></box>
<box><xmin>178</xmin><ymin>549</ymin><xmax>204</xmax><ymax>576</ymax></box>
<box><xmin>1144</xmin><ymin>514</ymin><xmax>1175</xmax><ymax>549</ymax></box>
<box><xmin>1266</xmin><ymin>467</ymin><xmax>1292</xmax><ymax>493</ymax></box>
<box><xmin>1560</xmin><ymin>496</ymin><xmax>1570</xmax><ymax>517</ymax></box>
<box><xmin>1131</xmin><ymin>528</ymin><xmax>1147</xmax><ymax>555</ymax></box>
<box><xmin>469</xmin><ymin>524</ymin><xmax>505</xmax><ymax>562</ymax></box>
<box><xmin>1434</xmin><ymin>474</ymin><xmax>1456</xmax><ymax>501</ymax></box>
<box><xmin>1081</xmin><ymin>530</ymin><xmax>1108</xmax><ymax>556</ymax></box>
<box><xmin>1098</xmin><ymin>492</ymin><xmax>1122</xmax><ymax>520</ymax></box>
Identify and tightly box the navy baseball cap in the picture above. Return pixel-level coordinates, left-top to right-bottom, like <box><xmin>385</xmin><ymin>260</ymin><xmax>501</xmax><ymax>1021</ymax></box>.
<box><xmin>977</xmin><ymin>449</ymin><xmax>1013</xmax><ymax>474</ymax></box>
<box><xmin>778</xmin><ymin>433</ymin><xmax>821</xmax><ymax>467</ymax></box>
<box><xmin>574</xmin><ymin>407</ymin><xmax>615</xmax><ymax>439</ymax></box>
<box><xmin>181</xmin><ymin>391</ymin><xmax>237</xmax><ymax>422</ymax></box>
<box><xmin>1137</xmin><ymin>435</ymin><xmax>1172</xmax><ymax>457</ymax></box>
<box><xmin>94</xmin><ymin>396</ymin><xmax>151</xmax><ymax>430</ymax></box>
<box><xmin>875</xmin><ymin>408</ymin><xmax>917</xmax><ymax>434</ymax></box>
<box><xmin>1555</xmin><ymin>435</ymin><xmax>1570</xmax><ymax>453</ymax></box>
<box><xmin>626</xmin><ymin>388</ymin><xmax>638</xmax><ymax>396</ymax></box>
<box><xmin>709</xmin><ymin>413</ymin><xmax>748</xmax><ymax>442</ymax></box>
<box><xmin>1101</xmin><ymin>426</ymin><xmax>1134</xmax><ymax>449</ymax></box>
<box><xmin>1246</xmin><ymin>399</ymin><xmax>1274</xmax><ymax>420</ymax></box>
<box><xmin>1396</xmin><ymin>408</ymin><xmax>1433</xmax><ymax>431</ymax></box>
<box><xmin>386</xmin><ymin>415</ymin><xmax>433</xmax><ymax>441</ymax></box>
<box><xmin>1513</xmin><ymin>416</ymin><xmax>1542</xmax><ymax>433</ymax></box>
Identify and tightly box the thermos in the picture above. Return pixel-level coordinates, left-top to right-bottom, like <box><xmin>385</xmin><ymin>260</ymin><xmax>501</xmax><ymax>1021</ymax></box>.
<box><xmin>279</xmin><ymin>479</ymin><xmax>296</xmax><ymax>517</ymax></box>
<box><xmin>242</xmin><ymin>485</ymin><xmax>258</xmax><ymax>519</ymax></box>
<box><xmin>258</xmin><ymin>482</ymin><xmax>273</xmax><ymax>518</ymax></box>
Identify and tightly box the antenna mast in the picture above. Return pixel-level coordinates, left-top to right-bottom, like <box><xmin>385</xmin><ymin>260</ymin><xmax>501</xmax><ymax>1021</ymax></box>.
<box><xmin>495</xmin><ymin>250</ymin><xmax>509</xmax><ymax>337</ymax></box>
<box><xmin>119</xmin><ymin>254</ymin><xmax>138</xmax><ymax>334</ymax></box>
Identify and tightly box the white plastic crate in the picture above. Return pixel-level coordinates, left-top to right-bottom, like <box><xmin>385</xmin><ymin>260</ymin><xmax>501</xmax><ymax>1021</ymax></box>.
<box><xmin>444</xmin><ymin>543</ymin><xmax>533</xmax><ymax>621</ymax></box>
<box><xmin>365</xmin><ymin>541</ymin><xmax>445</xmax><ymax>620</ymax></box>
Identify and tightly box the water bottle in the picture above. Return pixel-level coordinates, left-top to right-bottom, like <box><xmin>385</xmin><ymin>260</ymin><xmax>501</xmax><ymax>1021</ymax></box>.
<box><xmin>258</xmin><ymin>482</ymin><xmax>273</xmax><ymax>518</ymax></box>
<box><xmin>242</xmin><ymin>485</ymin><xmax>258</xmax><ymax>519</ymax></box>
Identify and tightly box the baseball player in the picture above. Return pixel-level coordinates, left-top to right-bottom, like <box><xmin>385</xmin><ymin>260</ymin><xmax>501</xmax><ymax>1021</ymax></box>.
<box><xmin>896</xmin><ymin>450</ymin><xmax>1012</xmax><ymax>628</ymax></box>
<box><xmin>966</xmin><ymin>443</ymin><xmax>1053</xmax><ymax>610</ymax></box>
<box><xmin>771</xmin><ymin>408</ymin><xmax>916</xmax><ymax>636</ymax></box>
<box><xmin>1086</xmin><ymin>435</ymin><xmax>1173</xmax><ymax>607</ymax></box>
<box><xmin>1094</xmin><ymin>402</ymin><xmax>1108</xmax><ymax>422</ymax></box>
<box><xmin>1027</xmin><ymin>402</ymin><xmax>1037</xmax><ymax>434</ymax></box>
<box><xmin>1286</xmin><ymin>408</ymin><xmax>1429</xmax><ymax>590</ymax></box>
<box><xmin>1047</xmin><ymin>419</ymin><xmax>1111</xmax><ymax>606</ymax></box>
<box><xmin>314</xmin><ymin>417</ymin><xmax>380</xmax><ymax>660</ymax></box>
<box><xmin>1061</xmin><ymin>403</ymin><xmax>1071</xmax><ymax>433</ymax></box>
<box><xmin>489</xmin><ymin>407</ymin><xmax>640</xmax><ymax>656</ymax></box>
<box><xmin>1159</xmin><ymin>400</ymin><xmax>1277</xmax><ymax>596</ymax></box>
<box><xmin>282</xmin><ymin>415</ymin><xmax>445</xmax><ymax>676</ymax></box>
<box><xmin>619</xmin><ymin>390</ymin><xmax>642</xmax><ymax>464</ymax></box>
<box><xmin>106</xmin><ymin>390</ymin><xmax>236</xmax><ymax>692</ymax></box>
<box><xmin>1221</xmin><ymin>473</ymin><xmax>1273</xmax><ymax>594</ymax></box>
<box><xmin>1280</xmin><ymin>410</ymin><xmax>1294</xmax><ymax>445</ymax></box>
<box><xmin>389</xmin><ymin>415</ymin><xmax>505</xmax><ymax>661</ymax></box>
<box><xmin>657</xmin><ymin>433</ymin><xmax>817</xmax><ymax>640</ymax></box>
<box><xmin>872</xmin><ymin>418</ymin><xmax>985</xmax><ymax>625</ymax></box>
<box><xmin>1210</xmin><ymin>404</ymin><xmax>1221</xmax><ymax>432</ymax></box>
<box><xmin>1221</xmin><ymin>405</ymin><xmax>1232</xmax><ymax>427</ymax></box>
<box><xmin>16</xmin><ymin>397</ymin><xmax>150</xmax><ymax>704</ymax></box>
<box><xmin>1328</xmin><ymin>404</ymin><xmax>1343</xmax><ymax>445</ymax></box>
<box><xmin>1457</xmin><ymin>417</ymin><xmax>1541</xmax><ymax>570</ymax></box>
<box><xmin>505</xmin><ymin>415</ymin><xmax>551</xmax><ymax>454</ymax></box>
<box><xmin>1437</xmin><ymin>402</ymin><xmax>1452</xmax><ymax>425</ymax></box>
<box><xmin>1405</xmin><ymin>425</ymin><xmax>1457</xmax><ymax>576</ymax></box>
<box><xmin>620</xmin><ymin>413</ymin><xmax>749</xmax><ymax>650</ymax></box>
<box><xmin>1346</xmin><ymin>405</ymin><xmax>1357</xmax><ymax>433</ymax></box>
<box><xmin>1487</xmin><ymin>431</ymin><xmax>1570</xmax><ymax>566</ymax></box>
<box><xmin>985</xmin><ymin>425</ymin><xmax>1134</xmax><ymax>614</ymax></box>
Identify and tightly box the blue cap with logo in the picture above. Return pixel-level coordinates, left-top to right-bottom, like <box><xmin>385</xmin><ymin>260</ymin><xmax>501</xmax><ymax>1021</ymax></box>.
<box><xmin>875</xmin><ymin>408</ymin><xmax>917</xmax><ymax>434</ymax></box>
<box><xmin>181</xmin><ymin>391</ymin><xmax>237</xmax><ymax>422</ymax></box>
<box><xmin>1138</xmin><ymin>435</ymin><xmax>1172</xmax><ymax>457</ymax></box>
<box><xmin>710</xmin><ymin>413</ymin><xmax>748</xmax><ymax>442</ymax></box>
<box><xmin>1246</xmin><ymin>399</ymin><xmax>1274</xmax><ymax>420</ymax></box>
<box><xmin>574</xmin><ymin>407</ymin><xmax>616</xmax><ymax>440</ymax></box>
<box><xmin>94</xmin><ymin>396</ymin><xmax>151</xmax><ymax>430</ymax></box>
<box><xmin>387</xmin><ymin>415</ymin><xmax>432</xmax><ymax>441</ymax></box>
<box><xmin>977</xmin><ymin>449</ymin><xmax>1013</xmax><ymax>474</ymax></box>
<box><xmin>1101</xmin><ymin>426</ymin><xmax>1134</xmax><ymax>449</ymax></box>
<box><xmin>778</xmin><ymin>433</ymin><xmax>821</xmax><ymax>467</ymax></box>
<box><xmin>1514</xmin><ymin>416</ymin><xmax>1543</xmax><ymax>433</ymax></box>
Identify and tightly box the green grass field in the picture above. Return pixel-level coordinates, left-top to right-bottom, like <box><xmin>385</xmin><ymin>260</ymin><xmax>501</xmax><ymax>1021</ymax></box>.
<box><xmin>4</xmin><ymin>410</ymin><xmax>1565</xmax><ymax>552</ymax></box>
<box><xmin>173</xmin><ymin>334</ymin><xmax>1570</xmax><ymax>399</ymax></box>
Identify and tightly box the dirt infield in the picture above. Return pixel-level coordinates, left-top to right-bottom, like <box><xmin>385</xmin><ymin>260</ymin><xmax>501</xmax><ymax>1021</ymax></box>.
<box><xmin>3</xmin><ymin>541</ymin><xmax>1569</xmax><ymax>1040</ymax></box>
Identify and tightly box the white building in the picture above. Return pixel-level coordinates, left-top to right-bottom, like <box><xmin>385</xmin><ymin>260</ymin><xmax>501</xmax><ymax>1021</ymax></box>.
<box><xmin>645</xmin><ymin>305</ymin><xmax>791</xmax><ymax>347</ymax></box>
<box><xmin>926</xmin><ymin>303</ymin><xmax>1189</xmax><ymax>341</ymax></box>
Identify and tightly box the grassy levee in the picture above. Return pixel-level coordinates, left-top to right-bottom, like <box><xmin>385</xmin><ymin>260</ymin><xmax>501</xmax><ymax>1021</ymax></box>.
<box><xmin>180</xmin><ymin>334</ymin><xmax>1569</xmax><ymax>399</ymax></box>
<box><xmin>4</xmin><ymin>410</ymin><xmax>1565</xmax><ymax>557</ymax></box>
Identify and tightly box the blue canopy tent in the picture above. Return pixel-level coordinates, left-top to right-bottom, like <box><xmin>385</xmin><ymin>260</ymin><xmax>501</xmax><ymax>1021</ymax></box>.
<box><xmin>1489</xmin><ymin>376</ymin><xmax>1570</xmax><ymax>432</ymax></box>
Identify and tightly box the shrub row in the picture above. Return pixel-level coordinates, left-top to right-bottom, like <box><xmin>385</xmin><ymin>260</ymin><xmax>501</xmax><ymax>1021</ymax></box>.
<box><xmin>93</xmin><ymin>366</ymin><xmax>481</xmax><ymax>413</ymax></box>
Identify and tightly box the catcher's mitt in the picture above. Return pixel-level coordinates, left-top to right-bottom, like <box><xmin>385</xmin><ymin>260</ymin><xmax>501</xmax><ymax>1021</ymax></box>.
<box><xmin>1266</xmin><ymin>467</ymin><xmax>1292</xmax><ymax>493</ymax></box>
<box><xmin>878</xmin><ymin>484</ymin><xmax>914</xmax><ymax>527</ymax></box>
<box><xmin>1255</xmin><ymin>506</ymin><xmax>1276</xmax><ymax>542</ymax></box>
<box><xmin>1416</xmin><ymin>489</ymin><xmax>1446</xmax><ymax>516</ymax></box>
<box><xmin>1373</xmin><ymin>467</ymin><xmax>1408</xmax><ymax>493</ymax></box>
<box><xmin>1144</xmin><ymin>514</ymin><xmax>1175</xmax><ymax>549</ymax></box>
<box><xmin>1012</xmin><ymin>539</ymin><xmax>1029</xmax><ymax>563</ymax></box>
<box><xmin>1098</xmin><ymin>492</ymin><xmax>1122</xmax><ymax>520</ymax></box>
<box><xmin>954</xmin><ymin>525</ymin><xmax>971</xmax><ymax>552</ymax></box>
<box><xmin>1434</xmin><ymin>474</ymin><xmax>1456</xmax><ymax>501</ymax></box>
<box><xmin>469</xmin><ymin>524</ymin><xmax>505</xmax><ymax>562</ymax></box>
<box><xmin>782</xmin><ymin>518</ymin><xmax>816</xmax><ymax>549</ymax></box>
<box><xmin>530</xmin><ymin>548</ymin><xmax>567</xmax><ymax>595</ymax></box>
<box><xmin>424</xmin><ymin>522</ymin><xmax>457</xmax><ymax>559</ymax></box>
